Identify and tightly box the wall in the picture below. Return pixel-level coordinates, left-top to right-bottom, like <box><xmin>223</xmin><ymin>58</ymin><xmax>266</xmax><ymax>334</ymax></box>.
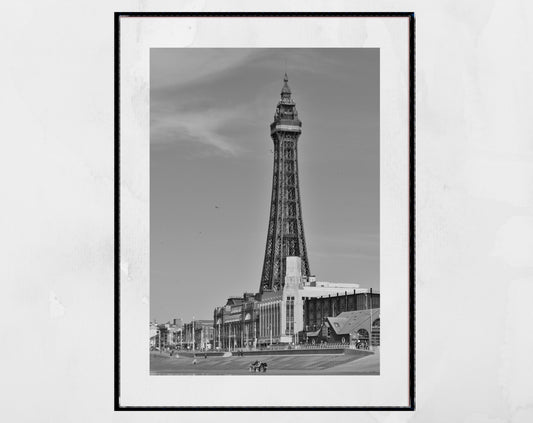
<box><xmin>4</xmin><ymin>1</ymin><xmax>533</xmax><ymax>422</ymax></box>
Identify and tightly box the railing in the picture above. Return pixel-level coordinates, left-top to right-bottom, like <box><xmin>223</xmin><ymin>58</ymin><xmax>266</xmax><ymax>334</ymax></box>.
<box><xmin>152</xmin><ymin>342</ymin><xmax>373</xmax><ymax>355</ymax></box>
<box><xmin>223</xmin><ymin>342</ymin><xmax>367</xmax><ymax>352</ymax></box>
<box><xmin>289</xmin><ymin>343</ymin><xmax>369</xmax><ymax>350</ymax></box>
<box><xmin>154</xmin><ymin>341</ymin><xmax>373</xmax><ymax>353</ymax></box>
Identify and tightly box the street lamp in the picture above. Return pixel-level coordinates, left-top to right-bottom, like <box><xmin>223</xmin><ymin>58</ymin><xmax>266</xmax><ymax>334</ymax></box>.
<box><xmin>192</xmin><ymin>316</ymin><xmax>195</xmax><ymax>352</ymax></box>
<box><xmin>369</xmin><ymin>288</ymin><xmax>373</xmax><ymax>351</ymax></box>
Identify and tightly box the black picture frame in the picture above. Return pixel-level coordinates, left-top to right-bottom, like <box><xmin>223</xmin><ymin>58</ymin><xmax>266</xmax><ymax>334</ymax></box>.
<box><xmin>114</xmin><ymin>11</ymin><xmax>415</xmax><ymax>411</ymax></box>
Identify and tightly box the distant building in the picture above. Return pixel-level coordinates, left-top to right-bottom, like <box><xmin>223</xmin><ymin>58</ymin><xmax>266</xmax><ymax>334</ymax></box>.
<box><xmin>150</xmin><ymin>320</ymin><xmax>183</xmax><ymax>349</ymax></box>
<box><xmin>182</xmin><ymin>320</ymin><xmax>214</xmax><ymax>350</ymax></box>
<box><xmin>149</xmin><ymin>322</ymin><xmax>159</xmax><ymax>348</ymax></box>
<box><xmin>172</xmin><ymin>318</ymin><xmax>183</xmax><ymax>328</ymax></box>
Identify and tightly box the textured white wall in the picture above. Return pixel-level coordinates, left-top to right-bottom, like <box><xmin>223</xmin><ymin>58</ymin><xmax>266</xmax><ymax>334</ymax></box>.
<box><xmin>2</xmin><ymin>0</ymin><xmax>533</xmax><ymax>421</ymax></box>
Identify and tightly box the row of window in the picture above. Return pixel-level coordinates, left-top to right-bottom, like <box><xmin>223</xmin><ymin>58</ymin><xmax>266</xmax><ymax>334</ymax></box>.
<box><xmin>259</xmin><ymin>302</ymin><xmax>281</xmax><ymax>338</ymax></box>
<box><xmin>286</xmin><ymin>297</ymin><xmax>294</xmax><ymax>335</ymax></box>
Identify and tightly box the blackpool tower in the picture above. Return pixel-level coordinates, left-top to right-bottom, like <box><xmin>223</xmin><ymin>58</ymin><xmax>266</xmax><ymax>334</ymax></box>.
<box><xmin>260</xmin><ymin>74</ymin><xmax>311</xmax><ymax>292</ymax></box>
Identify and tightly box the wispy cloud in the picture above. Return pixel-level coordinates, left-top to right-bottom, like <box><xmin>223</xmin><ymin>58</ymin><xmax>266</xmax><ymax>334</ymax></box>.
<box><xmin>150</xmin><ymin>48</ymin><xmax>378</xmax><ymax>157</ymax></box>
<box><xmin>151</xmin><ymin>49</ymin><xmax>259</xmax><ymax>90</ymax></box>
<box><xmin>151</xmin><ymin>49</ymin><xmax>270</xmax><ymax>156</ymax></box>
<box><xmin>151</xmin><ymin>106</ymin><xmax>247</xmax><ymax>156</ymax></box>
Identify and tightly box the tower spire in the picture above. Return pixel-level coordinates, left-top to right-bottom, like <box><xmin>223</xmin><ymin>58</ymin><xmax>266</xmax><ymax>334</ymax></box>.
<box><xmin>281</xmin><ymin>73</ymin><xmax>291</xmax><ymax>98</ymax></box>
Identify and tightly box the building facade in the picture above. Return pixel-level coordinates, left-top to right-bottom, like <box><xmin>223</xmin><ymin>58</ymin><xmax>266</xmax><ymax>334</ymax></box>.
<box><xmin>214</xmin><ymin>256</ymin><xmax>378</xmax><ymax>347</ymax></box>
<box><xmin>182</xmin><ymin>320</ymin><xmax>214</xmax><ymax>350</ymax></box>
<box><xmin>307</xmin><ymin>308</ymin><xmax>381</xmax><ymax>346</ymax></box>
<box><xmin>151</xmin><ymin>321</ymin><xmax>183</xmax><ymax>349</ymax></box>
<box><xmin>303</xmin><ymin>289</ymin><xmax>380</xmax><ymax>332</ymax></box>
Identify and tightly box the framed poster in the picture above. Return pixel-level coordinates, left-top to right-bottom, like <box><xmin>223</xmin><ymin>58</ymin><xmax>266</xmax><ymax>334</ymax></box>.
<box><xmin>115</xmin><ymin>12</ymin><xmax>415</xmax><ymax>410</ymax></box>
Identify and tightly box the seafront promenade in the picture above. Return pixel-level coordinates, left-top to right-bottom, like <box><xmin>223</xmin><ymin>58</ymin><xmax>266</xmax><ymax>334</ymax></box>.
<box><xmin>150</xmin><ymin>348</ymin><xmax>379</xmax><ymax>375</ymax></box>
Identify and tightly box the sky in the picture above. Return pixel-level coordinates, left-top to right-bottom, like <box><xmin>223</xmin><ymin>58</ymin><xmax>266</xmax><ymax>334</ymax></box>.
<box><xmin>150</xmin><ymin>48</ymin><xmax>379</xmax><ymax>324</ymax></box>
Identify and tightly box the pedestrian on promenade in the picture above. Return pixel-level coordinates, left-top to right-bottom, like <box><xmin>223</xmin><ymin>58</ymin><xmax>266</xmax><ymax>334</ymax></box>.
<box><xmin>192</xmin><ymin>355</ymin><xmax>198</xmax><ymax>365</ymax></box>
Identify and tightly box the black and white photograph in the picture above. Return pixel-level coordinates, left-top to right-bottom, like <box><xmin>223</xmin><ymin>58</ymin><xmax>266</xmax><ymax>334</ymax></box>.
<box><xmin>149</xmin><ymin>48</ymin><xmax>381</xmax><ymax>376</ymax></box>
<box><xmin>116</xmin><ymin>14</ymin><xmax>413</xmax><ymax>409</ymax></box>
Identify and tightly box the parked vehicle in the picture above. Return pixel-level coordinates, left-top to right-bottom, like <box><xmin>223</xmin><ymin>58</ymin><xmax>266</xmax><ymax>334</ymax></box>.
<box><xmin>249</xmin><ymin>360</ymin><xmax>268</xmax><ymax>373</ymax></box>
<box><xmin>355</xmin><ymin>340</ymin><xmax>369</xmax><ymax>350</ymax></box>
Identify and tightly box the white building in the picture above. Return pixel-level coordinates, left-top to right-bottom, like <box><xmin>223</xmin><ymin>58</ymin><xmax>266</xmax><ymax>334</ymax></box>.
<box><xmin>256</xmin><ymin>256</ymin><xmax>364</xmax><ymax>345</ymax></box>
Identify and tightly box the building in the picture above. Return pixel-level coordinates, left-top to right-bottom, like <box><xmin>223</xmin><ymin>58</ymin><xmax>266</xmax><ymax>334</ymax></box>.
<box><xmin>213</xmin><ymin>293</ymin><xmax>258</xmax><ymax>350</ymax></box>
<box><xmin>303</xmin><ymin>288</ymin><xmax>380</xmax><ymax>332</ymax></box>
<box><xmin>182</xmin><ymin>320</ymin><xmax>214</xmax><ymax>350</ymax></box>
<box><xmin>260</xmin><ymin>73</ymin><xmax>310</xmax><ymax>292</ymax></box>
<box><xmin>150</xmin><ymin>320</ymin><xmax>183</xmax><ymax>349</ymax></box>
<box><xmin>214</xmin><ymin>256</ymin><xmax>378</xmax><ymax>347</ymax></box>
<box><xmin>149</xmin><ymin>322</ymin><xmax>159</xmax><ymax>348</ymax></box>
<box><xmin>307</xmin><ymin>308</ymin><xmax>381</xmax><ymax>346</ymax></box>
<box><xmin>212</xmin><ymin>75</ymin><xmax>379</xmax><ymax>348</ymax></box>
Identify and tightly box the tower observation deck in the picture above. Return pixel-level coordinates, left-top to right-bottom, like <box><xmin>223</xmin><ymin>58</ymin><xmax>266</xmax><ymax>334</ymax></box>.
<box><xmin>260</xmin><ymin>74</ymin><xmax>311</xmax><ymax>293</ymax></box>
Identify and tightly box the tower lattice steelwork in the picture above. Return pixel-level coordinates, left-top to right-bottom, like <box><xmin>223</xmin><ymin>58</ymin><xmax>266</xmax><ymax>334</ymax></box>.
<box><xmin>260</xmin><ymin>74</ymin><xmax>310</xmax><ymax>292</ymax></box>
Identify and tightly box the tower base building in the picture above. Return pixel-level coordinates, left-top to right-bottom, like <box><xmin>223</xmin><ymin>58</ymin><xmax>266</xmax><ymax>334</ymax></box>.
<box><xmin>213</xmin><ymin>257</ymin><xmax>379</xmax><ymax>349</ymax></box>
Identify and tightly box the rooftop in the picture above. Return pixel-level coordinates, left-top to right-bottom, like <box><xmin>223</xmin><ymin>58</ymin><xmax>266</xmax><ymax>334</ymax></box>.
<box><xmin>325</xmin><ymin>309</ymin><xmax>380</xmax><ymax>335</ymax></box>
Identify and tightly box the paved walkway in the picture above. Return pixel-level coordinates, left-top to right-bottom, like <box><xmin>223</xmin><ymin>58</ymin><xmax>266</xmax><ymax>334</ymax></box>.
<box><xmin>150</xmin><ymin>350</ymin><xmax>379</xmax><ymax>375</ymax></box>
